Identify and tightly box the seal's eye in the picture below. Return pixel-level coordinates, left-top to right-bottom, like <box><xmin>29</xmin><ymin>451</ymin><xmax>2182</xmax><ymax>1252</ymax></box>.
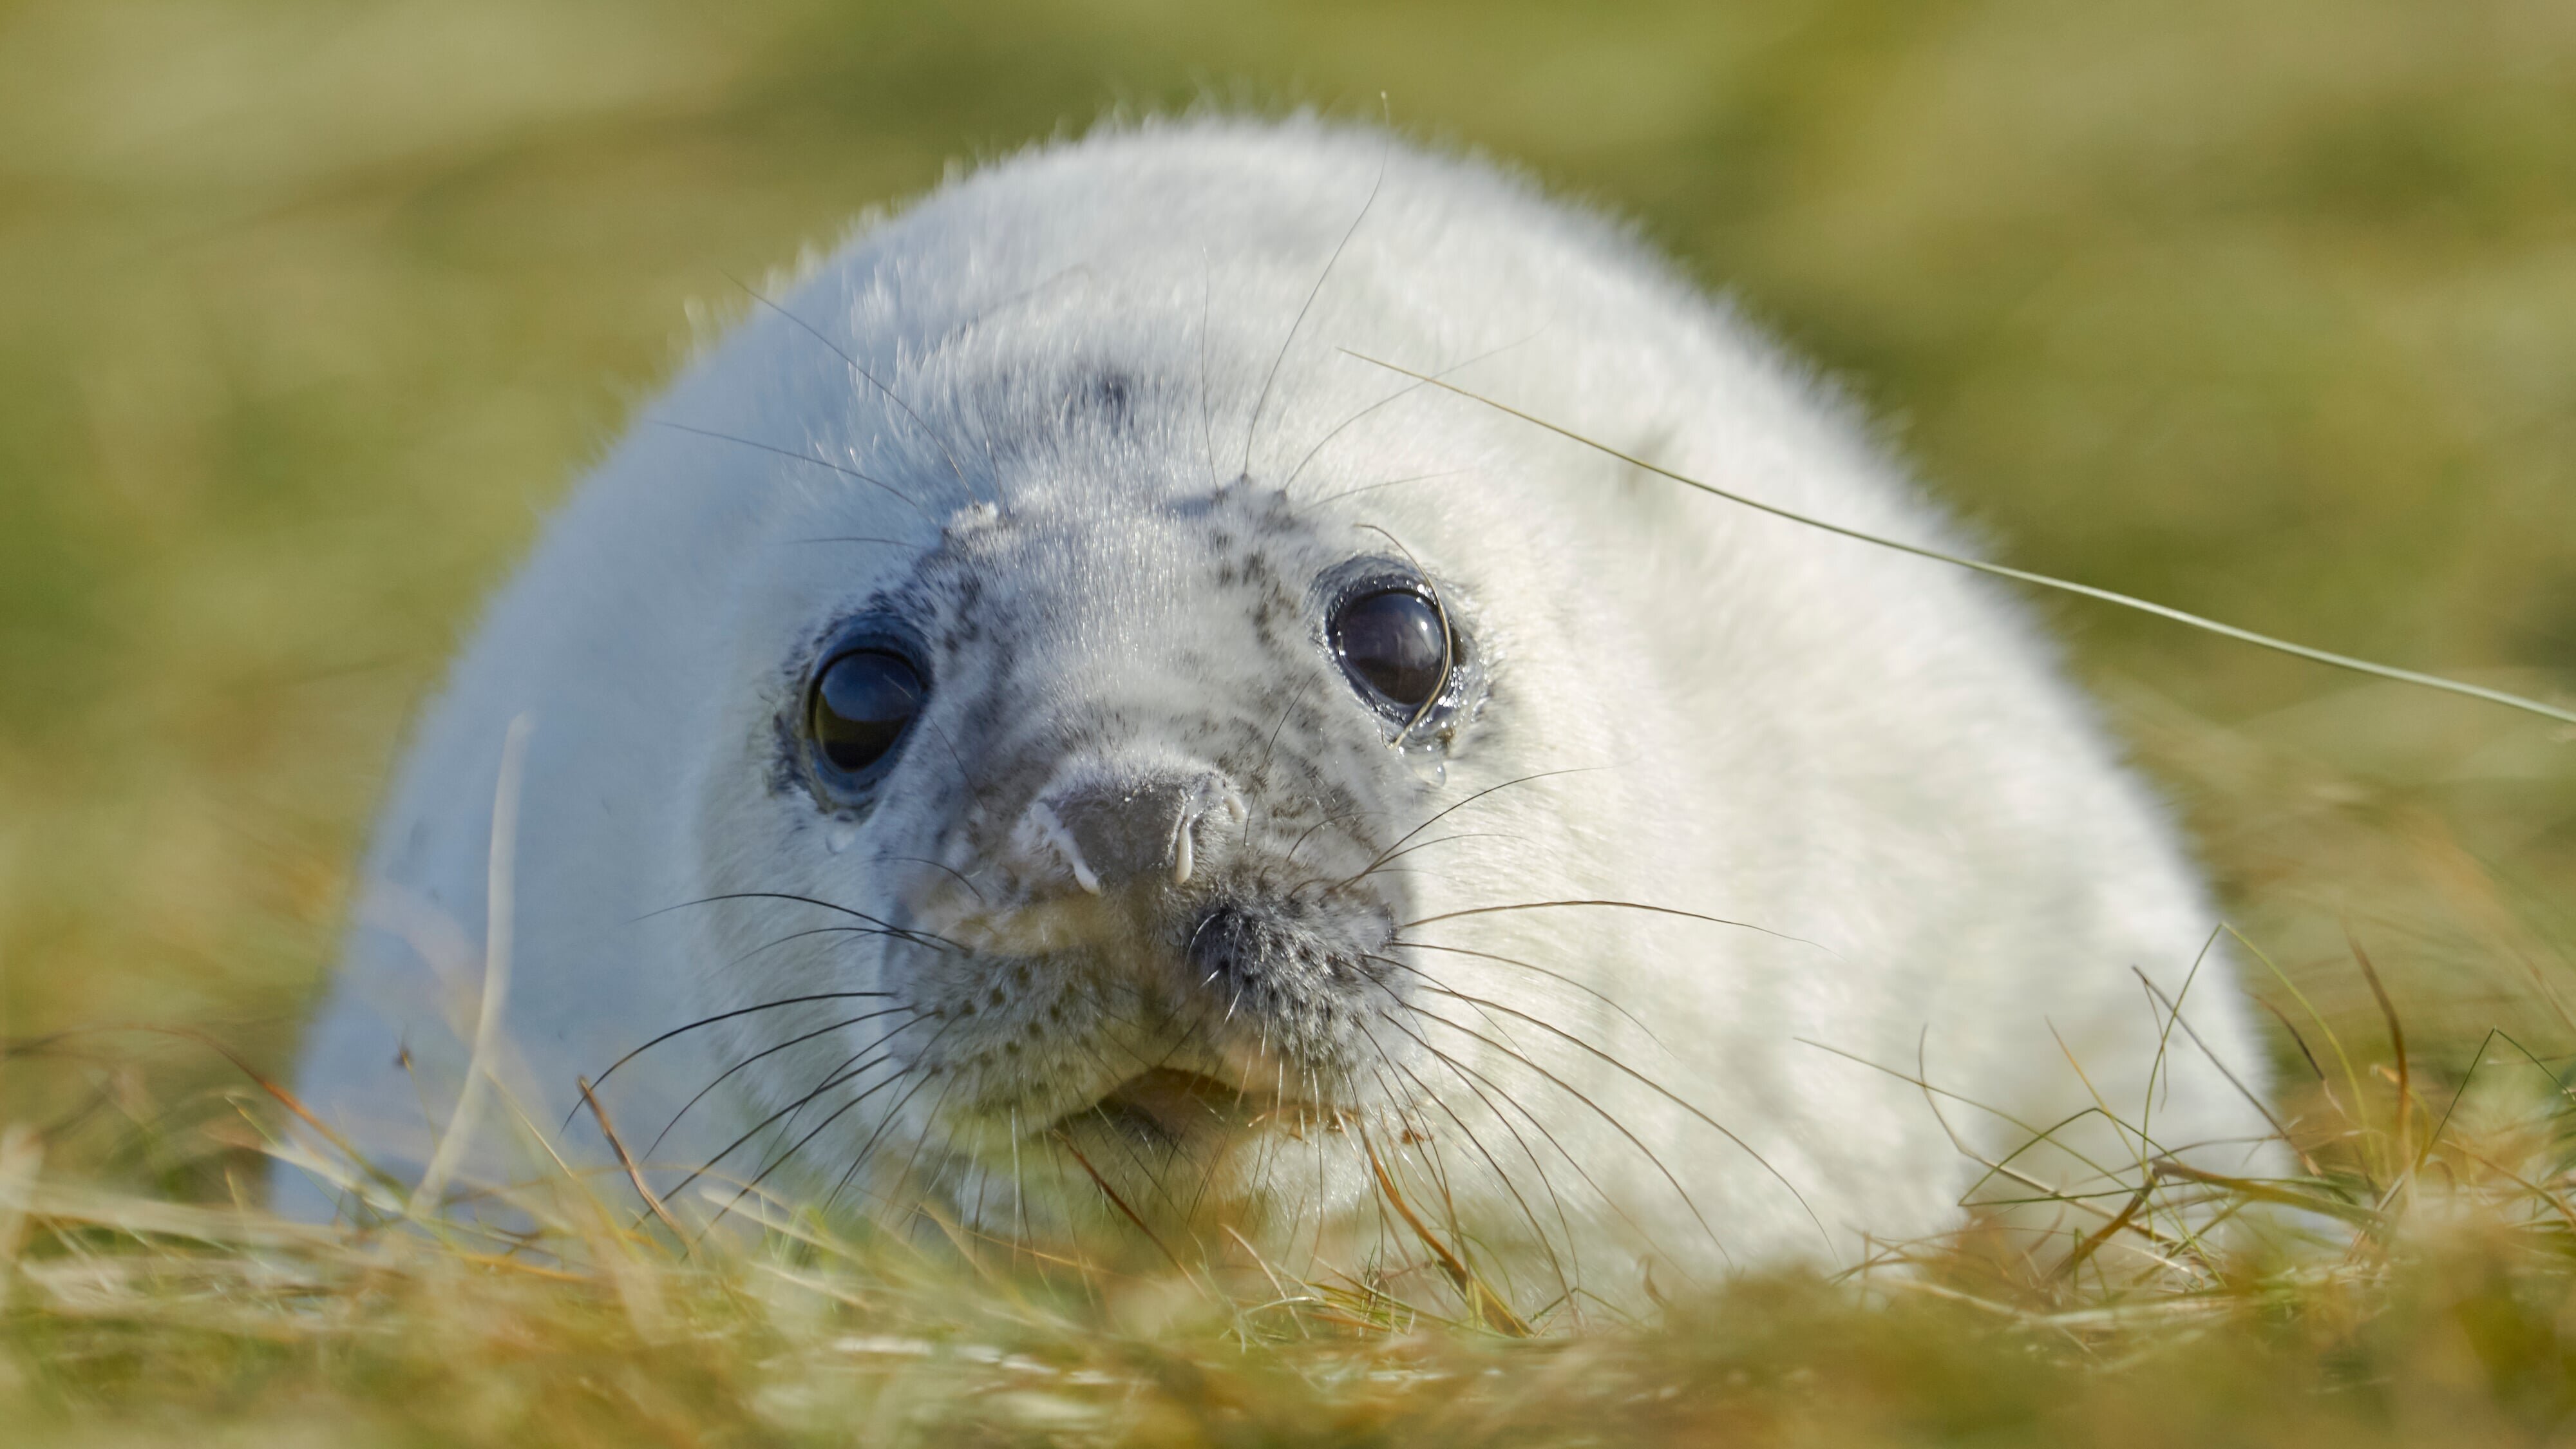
<box><xmin>809</xmin><ymin>649</ymin><xmax>923</xmax><ymax>777</ymax></box>
<box><xmin>1331</xmin><ymin>589</ymin><xmax>1450</xmax><ymax>711</ymax></box>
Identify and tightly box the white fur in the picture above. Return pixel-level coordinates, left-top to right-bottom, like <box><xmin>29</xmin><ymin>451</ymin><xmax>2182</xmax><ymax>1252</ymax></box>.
<box><xmin>287</xmin><ymin>116</ymin><xmax>2279</xmax><ymax>1311</ymax></box>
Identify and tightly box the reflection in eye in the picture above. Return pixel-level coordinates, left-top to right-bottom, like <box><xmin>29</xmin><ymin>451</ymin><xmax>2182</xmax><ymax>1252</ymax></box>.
<box><xmin>809</xmin><ymin>649</ymin><xmax>923</xmax><ymax>776</ymax></box>
<box><xmin>1330</xmin><ymin>589</ymin><xmax>1450</xmax><ymax>711</ymax></box>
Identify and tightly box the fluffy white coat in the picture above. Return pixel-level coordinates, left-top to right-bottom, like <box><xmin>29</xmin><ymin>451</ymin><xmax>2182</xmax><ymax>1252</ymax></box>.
<box><xmin>288</xmin><ymin>116</ymin><xmax>2280</xmax><ymax>1314</ymax></box>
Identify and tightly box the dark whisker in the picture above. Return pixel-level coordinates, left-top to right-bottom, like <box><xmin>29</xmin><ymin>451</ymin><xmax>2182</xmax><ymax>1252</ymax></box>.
<box><xmin>1351</xmin><ymin>768</ymin><xmax>1602</xmax><ymax>884</ymax></box>
<box><xmin>1385</xmin><ymin>960</ymin><xmax>1832</xmax><ymax>1254</ymax></box>
<box><xmin>569</xmin><ymin>990</ymin><xmax>897</xmax><ymax>1119</ymax></box>
<box><xmin>708</xmin><ymin>1061</ymin><xmax>925</xmax><ymax>1231</ymax></box>
<box><xmin>721</xmin><ymin>923</ymin><xmax>924</xmax><ymax>973</ymax></box>
<box><xmin>1280</xmin><ymin>801</ymin><xmax>1372</xmax><ymax>872</ymax></box>
<box><xmin>644</xmin><ymin>1007</ymin><xmax>922</xmax><ymax>1158</ymax></box>
<box><xmin>914</xmin><ymin>714</ymin><xmax>1002</xmax><ymax>817</ymax></box>
<box><xmin>1198</xmin><ymin>252</ymin><xmax>1218</xmax><ymax>488</ymax></box>
<box><xmin>822</xmin><ymin>1062</ymin><xmax>960</xmax><ymax>1209</ymax></box>
<box><xmin>1387</xmin><ymin>990</ymin><xmax>1730</xmax><ymax>1265</ymax></box>
<box><xmin>1371</xmin><ymin>1009</ymin><xmax>1611</xmax><ymax>1282</ymax></box>
<box><xmin>672</xmin><ymin>1050</ymin><xmax>904</xmax><ymax>1206</ymax></box>
<box><xmin>638</xmin><ymin>891</ymin><xmax>965</xmax><ymax>954</ymax></box>
<box><xmin>830</xmin><ymin>1070</ymin><xmax>964</xmax><ymax>1223</ymax></box>
<box><xmin>674</xmin><ymin>1016</ymin><xmax>962</xmax><ymax>1210</ymax></box>
<box><xmin>1233</xmin><ymin>678</ymin><xmax>1320</xmax><ymax>847</ymax></box>
<box><xmin>872</xmin><ymin>853</ymin><xmax>990</xmax><ymax>906</ymax></box>
<box><xmin>1358</xmin><ymin>1018</ymin><xmax>1574</xmax><ymax>1298</ymax></box>
<box><xmin>1344</xmin><ymin>831</ymin><xmax>1519</xmax><ymax>884</ymax></box>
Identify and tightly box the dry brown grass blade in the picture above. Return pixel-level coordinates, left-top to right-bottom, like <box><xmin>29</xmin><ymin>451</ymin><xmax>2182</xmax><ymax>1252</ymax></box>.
<box><xmin>578</xmin><ymin>1075</ymin><xmax>687</xmax><ymax>1245</ymax></box>
<box><xmin>6</xmin><ymin>1023</ymin><xmax>410</xmax><ymax>1198</ymax></box>
<box><xmin>2148</xmin><ymin>1159</ymin><xmax>2374</xmax><ymax>1227</ymax></box>
<box><xmin>1341</xmin><ymin>351</ymin><xmax>2576</xmax><ymax>730</ymax></box>
<box><xmin>1363</xmin><ymin>1132</ymin><xmax>1532</xmax><ymax>1336</ymax></box>
<box><xmin>1048</xmin><ymin>1127</ymin><xmax>1190</xmax><ymax>1276</ymax></box>
<box><xmin>2051</xmin><ymin>1169</ymin><xmax>2159</xmax><ymax>1286</ymax></box>
<box><xmin>2345</xmin><ymin>925</ymin><xmax>2413</xmax><ymax>1177</ymax></box>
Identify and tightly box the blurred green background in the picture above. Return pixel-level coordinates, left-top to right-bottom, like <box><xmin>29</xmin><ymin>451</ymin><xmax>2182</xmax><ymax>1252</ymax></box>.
<box><xmin>2</xmin><ymin>0</ymin><xmax>2571</xmax><ymax>1157</ymax></box>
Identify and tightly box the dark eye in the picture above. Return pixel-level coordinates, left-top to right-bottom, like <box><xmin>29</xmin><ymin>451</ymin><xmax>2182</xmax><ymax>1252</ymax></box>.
<box><xmin>1331</xmin><ymin>589</ymin><xmax>1451</xmax><ymax>711</ymax></box>
<box><xmin>808</xmin><ymin>649</ymin><xmax>924</xmax><ymax>777</ymax></box>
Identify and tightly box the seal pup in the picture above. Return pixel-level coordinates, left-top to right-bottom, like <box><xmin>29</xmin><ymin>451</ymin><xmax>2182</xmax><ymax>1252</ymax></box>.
<box><xmin>286</xmin><ymin>115</ymin><xmax>2282</xmax><ymax>1314</ymax></box>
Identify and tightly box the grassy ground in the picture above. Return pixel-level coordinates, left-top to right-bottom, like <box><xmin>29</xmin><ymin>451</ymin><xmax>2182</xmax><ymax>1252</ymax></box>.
<box><xmin>3</xmin><ymin>0</ymin><xmax>2573</xmax><ymax>1441</ymax></box>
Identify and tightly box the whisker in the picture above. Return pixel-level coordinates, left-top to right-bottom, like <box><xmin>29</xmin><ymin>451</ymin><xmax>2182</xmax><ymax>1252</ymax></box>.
<box><xmin>725</xmin><ymin>273</ymin><xmax>975</xmax><ymax>497</ymax></box>
<box><xmin>1282</xmin><ymin>332</ymin><xmax>1535</xmax><ymax>494</ymax></box>
<box><xmin>672</xmin><ymin>1050</ymin><xmax>904</xmax><ymax>1207</ymax></box>
<box><xmin>913</xmin><ymin>714</ymin><xmax>1003</xmax><ymax>817</ymax></box>
<box><xmin>1198</xmin><ymin>251</ymin><xmax>1218</xmax><ymax>488</ymax></box>
<box><xmin>1402</xmin><ymin>967</ymin><xmax>1828</xmax><ymax>1245</ymax></box>
<box><xmin>1352</xmin><ymin>768</ymin><xmax>1602</xmax><ymax>884</ymax></box>
<box><xmin>1052</xmin><ymin>1124</ymin><xmax>1190</xmax><ymax>1274</ymax></box>
<box><xmin>709</xmin><ymin>1061</ymin><xmax>926</xmax><ymax>1231</ymax></box>
<box><xmin>829</xmin><ymin>1070</ymin><xmax>963</xmax><ymax>1223</ymax></box>
<box><xmin>1009</xmin><ymin>1104</ymin><xmax>1028</xmax><ymax>1257</ymax></box>
<box><xmin>1241</xmin><ymin>138</ymin><xmax>1387</xmax><ymax>479</ymax></box>
<box><xmin>675</xmin><ymin>1016</ymin><xmax>963</xmax><ymax>1209</ymax></box>
<box><xmin>1310</xmin><ymin>467</ymin><xmax>1473</xmax><ymax>506</ymax></box>
<box><xmin>1358</xmin><ymin>1018</ymin><xmax>1574</xmax><ymax>1298</ymax></box>
<box><xmin>1390</xmin><ymin>937</ymin><xmax>1665</xmax><ymax>1051</ymax></box>
<box><xmin>720</xmin><ymin>923</ymin><xmax>923</xmax><ymax>973</ymax></box>
<box><xmin>1231</xmin><ymin>679</ymin><xmax>1323</xmax><ymax>850</ymax></box>
<box><xmin>871</xmin><ymin>853</ymin><xmax>990</xmax><ymax>906</ymax></box>
<box><xmin>1343</xmin><ymin>831</ymin><xmax>1519</xmax><ymax>884</ymax></box>
<box><xmin>1280</xmin><ymin>801</ymin><xmax>1372</xmax><ymax>871</ymax></box>
<box><xmin>1372</xmin><ymin>1009</ymin><xmax>1622</xmax><ymax>1278</ymax></box>
<box><xmin>638</xmin><ymin>891</ymin><xmax>965</xmax><ymax>954</ymax></box>
<box><xmin>1388</xmin><ymin>994</ymin><xmax>1730</xmax><ymax>1267</ymax></box>
<box><xmin>1403</xmin><ymin>898</ymin><xmax>1831</xmax><ymax>954</ymax></box>
<box><xmin>569</xmin><ymin>990</ymin><xmax>897</xmax><ymax>1117</ymax></box>
<box><xmin>1386</xmin><ymin>952</ymin><xmax>1833</xmax><ymax>1255</ymax></box>
<box><xmin>647</xmin><ymin>419</ymin><xmax>933</xmax><ymax>522</ymax></box>
<box><xmin>643</xmin><ymin>1007</ymin><xmax>922</xmax><ymax>1158</ymax></box>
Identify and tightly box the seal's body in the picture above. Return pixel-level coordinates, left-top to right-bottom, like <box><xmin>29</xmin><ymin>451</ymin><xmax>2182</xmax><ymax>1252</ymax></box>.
<box><xmin>290</xmin><ymin>118</ymin><xmax>2277</xmax><ymax>1311</ymax></box>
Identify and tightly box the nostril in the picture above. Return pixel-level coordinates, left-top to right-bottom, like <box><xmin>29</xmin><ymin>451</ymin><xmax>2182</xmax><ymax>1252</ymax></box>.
<box><xmin>1018</xmin><ymin>766</ymin><xmax>1241</xmax><ymax>894</ymax></box>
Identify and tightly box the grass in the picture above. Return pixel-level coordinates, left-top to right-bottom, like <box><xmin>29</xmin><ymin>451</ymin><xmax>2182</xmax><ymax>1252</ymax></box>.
<box><xmin>9</xmin><ymin>978</ymin><xmax>2576</xmax><ymax>1446</ymax></box>
<box><xmin>2</xmin><ymin>0</ymin><xmax>2573</xmax><ymax>1441</ymax></box>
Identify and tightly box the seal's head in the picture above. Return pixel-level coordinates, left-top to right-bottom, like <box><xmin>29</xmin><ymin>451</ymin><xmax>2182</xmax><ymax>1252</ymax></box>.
<box><xmin>724</xmin><ymin>472</ymin><xmax>1497</xmax><ymax>1239</ymax></box>
<box><xmin>292</xmin><ymin>116</ymin><xmax>2282</xmax><ymax>1311</ymax></box>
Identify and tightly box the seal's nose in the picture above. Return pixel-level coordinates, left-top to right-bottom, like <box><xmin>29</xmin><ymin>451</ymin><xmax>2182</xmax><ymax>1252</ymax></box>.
<box><xmin>1014</xmin><ymin>763</ymin><xmax>1245</xmax><ymax>895</ymax></box>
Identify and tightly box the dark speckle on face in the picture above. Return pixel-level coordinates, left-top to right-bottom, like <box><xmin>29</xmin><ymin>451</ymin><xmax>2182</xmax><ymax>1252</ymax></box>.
<box><xmin>1070</xmin><ymin>366</ymin><xmax>1139</xmax><ymax>430</ymax></box>
<box><xmin>766</xmin><ymin>462</ymin><xmax>1489</xmax><ymax>1147</ymax></box>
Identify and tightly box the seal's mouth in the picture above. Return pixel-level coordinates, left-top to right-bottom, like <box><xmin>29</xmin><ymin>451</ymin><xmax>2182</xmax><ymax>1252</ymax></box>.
<box><xmin>1070</xmin><ymin>1067</ymin><xmax>1271</xmax><ymax>1148</ymax></box>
